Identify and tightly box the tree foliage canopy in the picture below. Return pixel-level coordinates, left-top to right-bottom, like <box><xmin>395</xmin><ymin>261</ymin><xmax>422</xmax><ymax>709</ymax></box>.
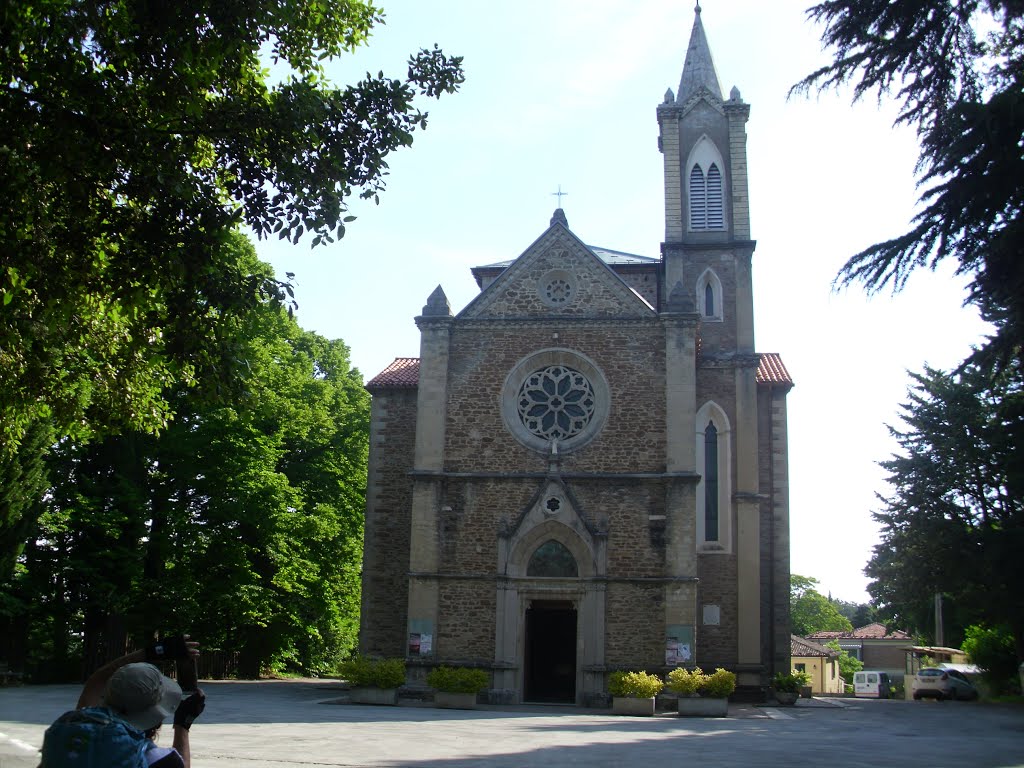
<box><xmin>793</xmin><ymin>0</ymin><xmax>1024</xmax><ymax>365</ymax></box>
<box><xmin>0</xmin><ymin>0</ymin><xmax>462</xmax><ymax>450</ymax></box>
<box><xmin>1</xmin><ymin>240</ymin><xmax>371</xmax><ymax>678</ymax></box>
<box><xmin>824</xmin><ymin>639</ymin><xmax>864</xmax><ymax>683</ymax></box>
<box><xmin>866</xmin><ymin>361</ymin><xmax>1024</xmax><ymax>659</ymax></box>
<box><xmin>791</xmin><ymin>574</ymin><xmax>854</xmax><ymax>636</ymax></box>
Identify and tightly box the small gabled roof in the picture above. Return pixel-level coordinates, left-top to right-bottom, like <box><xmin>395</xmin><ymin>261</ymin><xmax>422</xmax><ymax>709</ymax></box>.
<box><xmin>791</xmin><ymin>635</ymin><xmax>840</xmax><ymax>659</ymax></box>
<box><xmin>755</xmin><ymin>353</ymin><xmax>793</xmax><ymax>386</ymax></box>
<box><xmin>365</xmin><ymin>357</ymin><xmax>419</xmax><ymax>390</ymax></box>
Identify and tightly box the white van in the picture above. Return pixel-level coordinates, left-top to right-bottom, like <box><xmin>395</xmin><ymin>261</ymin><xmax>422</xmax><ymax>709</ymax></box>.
<box><xmin>853</xmin><ymin>671</ymin><xmax>892</xmax><ymax>698</ymax></box>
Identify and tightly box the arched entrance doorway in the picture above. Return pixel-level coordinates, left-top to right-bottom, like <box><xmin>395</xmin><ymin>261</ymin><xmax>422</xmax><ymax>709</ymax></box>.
<box><xmin>493</xmin><ymin>484</ymin><xmax>607</xmax><ymax>705</ymax></box>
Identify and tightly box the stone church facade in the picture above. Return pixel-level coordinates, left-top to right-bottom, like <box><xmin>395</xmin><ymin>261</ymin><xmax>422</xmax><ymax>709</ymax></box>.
<box><xmin>359</xmin><ymin>7</ymin><xmax>793</xmax><ymax>704</ymax></box>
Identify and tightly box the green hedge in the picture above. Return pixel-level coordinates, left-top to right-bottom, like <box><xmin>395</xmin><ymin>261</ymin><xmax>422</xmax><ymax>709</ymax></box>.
<box><xmin>608</xmin><ymin>670</ymin><xmax>664</xmax><ymax>698</ymax></box>
<box><xmin>426</xmin><ymin>666</ymin><xmax>490</xmax><ymax>694</ymax></box>
<box><xmin>339</xmin><ymin>655</ymin><xmax>406</xmax><ymax>689</ymax></box>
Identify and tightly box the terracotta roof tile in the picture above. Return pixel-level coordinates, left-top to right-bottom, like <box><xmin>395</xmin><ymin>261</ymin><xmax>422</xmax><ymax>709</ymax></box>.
<box><xmin>757</xmin><ymin>353</ymin><xmax>793</xmax><ymax>386</ymax></box>
<box><xmin>852</xmin><ymin>623</ymin><xmax>911</xmax><ymax>640</ymax></box>
<box><xmin>791</xmin><ymin>635</ymin><xmax>839</xmax><ymax>658</ymax></box>
<box><xmin>366</xmin><ymin>357</ymin><xmax>420</xmax><ymax>390</ymax></box>
<box><xmin>806</xmin><ymin>623</ymin><xmax>911</xmax><ymax>641</ymax></box>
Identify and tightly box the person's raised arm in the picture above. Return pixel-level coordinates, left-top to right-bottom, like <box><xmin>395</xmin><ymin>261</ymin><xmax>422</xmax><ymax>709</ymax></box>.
<box><xmin>172</xmin><ymin>689</ymin><xmax>206</xmax><ymax>768</ymax></box>
<box><xmin>76</xmin><ymin>636</ymin><xmax>198</xmax><ymax>709</ymax></box>
<box><xmin>76</xmin><ymin>650</ymin><xmax>146</xmax><ymax>708</ymax></box>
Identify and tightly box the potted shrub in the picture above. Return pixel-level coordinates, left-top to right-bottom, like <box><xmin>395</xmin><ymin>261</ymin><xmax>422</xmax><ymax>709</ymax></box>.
<box><xmin>771</xmin><ymin>670</ymin><xmax>809</xmax><ymax>706</ymax></box>
<box><xmin>426</xmin><ymin>666</ymin><xmax>490</xmax><ymax>709</ymax></box>
<box><xmin>340</xmin><ymin>655</ymin><xmax>406</xmax><ymax>705</ymax></box>
<box><xmin>608</xmin><ymin>670</ymin><xmax>664</xmax><ymax>716</ymax></box>
<box><xmin>667</xmin><ymin>667</ymin><xmax>735</xmax><ymax>717</ymax></box>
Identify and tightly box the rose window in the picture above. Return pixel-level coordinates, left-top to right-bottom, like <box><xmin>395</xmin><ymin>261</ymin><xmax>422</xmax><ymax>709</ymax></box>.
<box><xmin>516</xmin><ymin>366</ymin><xmax>596</xmax><ymax>440</ymax></box>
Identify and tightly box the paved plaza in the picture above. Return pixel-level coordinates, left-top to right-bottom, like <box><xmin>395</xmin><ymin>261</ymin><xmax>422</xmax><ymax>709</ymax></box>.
<box><xmin>2</xmin><ymin>680</ymin><xmax>1022</xmax><ymax>767</ymax></box>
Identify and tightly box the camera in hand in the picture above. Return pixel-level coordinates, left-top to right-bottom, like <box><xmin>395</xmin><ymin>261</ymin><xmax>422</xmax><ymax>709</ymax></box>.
<box><xmin>177</xmin><ymin>657</ymin><xmax>198</xmax><ymax>694</ymax></box>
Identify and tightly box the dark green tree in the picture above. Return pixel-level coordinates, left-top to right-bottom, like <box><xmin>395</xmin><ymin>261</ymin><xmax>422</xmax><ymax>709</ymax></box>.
<box><xmin>832</xmin><ymin>599</ymin><xmax>877</xmax><ymax>629</ymax></box>
<box><xmin>0</xmin><ymin>419</ymin><xmax>52</xmax><ymax>579</ymax></box>
<box><xmin>961</xmin><ymin>624</ymin><xmax>1020</xmax><ymax>693</ymax></box>
<box><xmin>824</xmin><ymin>639</ymin><xmax>864</xmax><ymax>684</ymax></box>
<box><xmin>791</xmin><ymin>575</ymin><xmax>854</xmax><ymax>636</ymax></box>
<box><xmin>792</xmin><ymin>1</ymin><xmax>1024</xmax><ymax>366</ymax></box>
<box><xmin>866</xmin><ymin>361</ymin><xmax>1024</xmax><ymax>660</ymax></box>
<box><xmin>0</xmin><ymin>0</ymin><xmax>462</xmax><ymax>450</ymax></box>
<box><xmin>6</xmin><ymin>240</ymin><xmax>370</xmax><ymax>678</ymax></box>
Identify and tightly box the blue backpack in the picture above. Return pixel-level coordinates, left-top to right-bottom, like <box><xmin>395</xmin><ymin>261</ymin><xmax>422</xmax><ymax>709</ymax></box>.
<box><xmin>40</xmin><ymin>707</ymin><xmax>154</xmax><ymax>767</ymax></box>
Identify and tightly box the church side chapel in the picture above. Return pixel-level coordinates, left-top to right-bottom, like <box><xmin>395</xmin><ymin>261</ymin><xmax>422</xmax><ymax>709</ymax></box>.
<box><xmin>359</xmin><ymin>5</ymin><xmax>793</xmax><ymax>705</ymax></box>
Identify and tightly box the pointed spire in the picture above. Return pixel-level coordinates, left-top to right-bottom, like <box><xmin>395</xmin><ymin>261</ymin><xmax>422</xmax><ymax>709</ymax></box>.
<box><xmin>550</xmin><ymin>208</ymin><xmax>568</xmax><ymax>228</ymax></box>
<box><xmin>677</xmin><ymin>2</ymin><xmax>722</xmax><ymax>102</ymax></box>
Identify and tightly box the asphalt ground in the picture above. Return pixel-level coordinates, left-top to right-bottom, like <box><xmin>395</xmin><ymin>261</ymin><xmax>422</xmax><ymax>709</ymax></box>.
<box><xmin>2</xmin><ymin>679</ymin><xmax>1022</xmax><ymax>767</ymax></box>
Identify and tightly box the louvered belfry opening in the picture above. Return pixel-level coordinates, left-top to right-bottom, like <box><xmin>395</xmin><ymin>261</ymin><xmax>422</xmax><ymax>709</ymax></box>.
<box><xmin>689</xmin><ymin>165</ymin><xmax>706</xmax><ymax>229</ymax></box>
<box><xmin>690</xmin><ymin>162</ymin><xmax>723</xmax><ymax>231</ymax></box>
<box><xmin>706</xmin><ymin>163</ymin><xmax>723</xmax><ymax>228</ymax></box>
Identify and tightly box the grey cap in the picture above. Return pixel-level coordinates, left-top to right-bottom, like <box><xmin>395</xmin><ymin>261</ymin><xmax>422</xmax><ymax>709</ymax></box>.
<box><xmin>103</xmin><ymin>662</ymin><xmax>182</xmax><ymax>731</ymax></box>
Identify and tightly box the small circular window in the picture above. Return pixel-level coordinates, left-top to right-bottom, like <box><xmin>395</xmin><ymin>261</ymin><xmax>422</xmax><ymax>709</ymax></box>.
<box><xmin>501</xmin><ymin>348</ymin><xmax>609</xmax><ymax>453</ymax></box>
<box><xmin>538</xmin><ymin>269</ymin><xmax>575</xmax><ymax>308</ymax></box>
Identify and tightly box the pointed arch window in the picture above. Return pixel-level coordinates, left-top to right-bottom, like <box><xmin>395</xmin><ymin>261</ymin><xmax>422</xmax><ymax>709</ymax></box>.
<box><xmin>686</xmin><ymin>137</ymin><xmax>726</xmax><ymax>232</ymax></box>
<box><xmin>695</xmin><ymin>401</ymin><xmax>732</xmax><ymax>552</ymax></box>
<box><xmin>697</xmin><ymin>268</ymin><xmax>723</xmax><ymax>322</ymax></box>
<box><xmin>527</xmin><ymin>539</ymin><xmax>579</xmax><ymax>577</ymax></box>
<box><xmin>703</xmin><ymin>422</ymin><xmax>719</xmax><ymax>541</ymax></box>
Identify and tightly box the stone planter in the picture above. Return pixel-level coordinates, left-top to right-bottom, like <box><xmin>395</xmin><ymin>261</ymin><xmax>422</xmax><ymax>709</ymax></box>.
<box><xmin>676</xmin><ymin>695</ymin><xmax>728</xmax><ymax>717</ymax></box>
<box><xmin>434</xmin><ymin>691</ymin><xmax>478</xmax><ymax>709</ymax></box>
<box><xmin>349</xmin><ymin>687</ymin><xmax>399</xmax><ymax>706</ymax></box>
<box><xmin>612</xmin><ymin>696</ymin><xmax>656</xmax><ymax>716</ymax></box>
<box><xmin>773</xmin><ymin>691</ymin><xmax>799</xmax><ymax>706</ymax></box>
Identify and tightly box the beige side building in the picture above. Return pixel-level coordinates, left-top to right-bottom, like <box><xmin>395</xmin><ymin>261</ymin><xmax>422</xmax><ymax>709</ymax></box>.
<box><xmin>359</xmin><ymin>6</ymin><xmax>794</xmax><ymax>704</ymax></box>
<box><xmin>791</xmin><ymin>636</ymin><xmax>844</xmax><ymax>695</ymax></box>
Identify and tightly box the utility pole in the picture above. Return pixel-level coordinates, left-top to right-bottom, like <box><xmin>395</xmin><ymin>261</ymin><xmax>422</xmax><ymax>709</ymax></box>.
<box><xmin>934</xmin><ymin>593</ymin><xmax>944</xmax><ymax>647</ymax></box>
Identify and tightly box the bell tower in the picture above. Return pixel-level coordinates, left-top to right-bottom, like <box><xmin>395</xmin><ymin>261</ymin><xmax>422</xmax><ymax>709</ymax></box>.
<box><xmin>658</xmin><ymin>2</ymin><xmax>754</xmax><ymax>357</ymax></box>
<box><xmin>658</xmin><ymin>2</ymin><xmax>767</xmax><ymax>691</ymax></box>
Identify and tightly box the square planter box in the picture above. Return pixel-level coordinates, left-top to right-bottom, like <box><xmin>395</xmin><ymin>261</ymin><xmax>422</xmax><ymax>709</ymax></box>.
<box><xmin>349</xmin><ymin>687</ymin><xmax>399</xmax><ymax>706</ymax></box>
<box><xmin>612</xmin><ymin>696</ymin><xmax>656</xmax><ymax>716</ymax></box>
<box><xmin>434</xmin><ymin>691</ymin><xmax>479</xmax><ymax>709</ymax></box>
<box><xmin>677</xmin><ymin>696</ymin><xmax>728</xmax><ymax>717</ymax></box>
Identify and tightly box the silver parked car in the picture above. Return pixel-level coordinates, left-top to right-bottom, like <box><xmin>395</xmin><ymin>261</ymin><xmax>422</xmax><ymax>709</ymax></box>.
<box><xmin>912</xmin><ymin>667</ymin><xmax>978</xmax><ymax>700</ymax></box>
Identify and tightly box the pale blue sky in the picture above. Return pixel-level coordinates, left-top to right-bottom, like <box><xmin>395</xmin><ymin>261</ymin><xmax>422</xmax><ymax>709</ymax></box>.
<box><xmin>258</xmin><ymin>0</ymin><xmax>991</xmax><ymax>605</ymax></box>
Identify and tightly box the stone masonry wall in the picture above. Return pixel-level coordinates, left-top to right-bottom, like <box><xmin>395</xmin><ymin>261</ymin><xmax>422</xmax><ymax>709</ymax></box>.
<box><xmin>616</xmin><ymin>269</ymin><xmax>659</xmax><ymax>308</ymax></box>
<box><xmin>758</xmin><ymin>385</ymin><xmax>791</xmax><ymax>676</ymax></box>
<box><xmin>693</xmin><ymin>360</ymin><xmax>743</xmax><ymax>668</ymax></box>
<box><xmin>605</xmin><ymin>583</ymin><xmax>665</xmax><ymax>666</ymax></box>
<box><xmin>444</xmin><ymin>322</ymin><xmax>667</xmax><ymax>474</ymax></box>
<box><xmin>686</xmin><ymin>250</ymin><xmax>740</xmax><ymax>355</ymax></box>
<box><xmin>474</xmin><ymin>235</ymin><xmax>649</xmax><ymax>319</ymax></box>
<box><xmin>697</xmin><ymin>552</ymin><xmax>739</xmax><ymax>667</ymax></box>
<box><xmin>359</xmin><ymin>388</ymin><xmax>417</xmax><ymax>658</ymax></box>
<box><xmin>437</xmin><ymin>579</ymin><xmax>497</xmax><ymax>660</ymax></box>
